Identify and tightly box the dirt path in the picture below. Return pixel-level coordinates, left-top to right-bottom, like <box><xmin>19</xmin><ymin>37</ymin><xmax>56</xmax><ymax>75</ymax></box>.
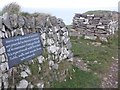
<box><xmin>101</xmin><ymin>57</ymin><xmax>118</xmax><ymax>88</ymax></box>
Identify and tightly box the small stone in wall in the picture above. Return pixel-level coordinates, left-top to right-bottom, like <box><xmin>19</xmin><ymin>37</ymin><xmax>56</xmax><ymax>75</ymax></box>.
<box><xmin>38</xmin><ymin>66</ymin><xmax>41</xmax><ymax>73</ymax></box>
<box><xmin>2</xmin><ymin>73</ymin><xmax>8</xmax><ymax>88</ymax></box>
<box><xmin>20</xmin><ymin>71</ymin><xmax>28</xmax><ymax>78</ymax></box>
<box><xmin>17</xmin><ymin>79</ymin><xmax>28</xmax><ymax>88</ymax></box>
<box><xmin>49</xmin><ymin>60</ymin><xmax>54</xmax><ymax>67</ymax></box>
<box><xmin>0</xmin><ymin>46</ymin><xmax>5</xmax><ymax>54</ymax></box>
<box><xmin>0</xmin><ymin>62</ymin><xmax>9</xmax><ymax>71</ymax></box>
<box><xmin>84</xmin><ymin>35</ymin><xmax>97</xmax><ymax>40</ymax></box>
<box><xmin>99</xmin><ymin>37</ymin><xmax>108</xmax><ymax>42</ymax></box>
<box><xmin>37</xmin><ymin>56</ymin><xmax>45</xmax><ymax>64</ymax></box>
<box><xmin>0</xmin><ymin>39</ymin><xmax>3</xmax><ymax>47</ymax></box>
<box><xmin>0</xmin><ymin>54</ymin><xmax>5</xmax><ymax>63</ymax></box>
<box><xmin>41</xmin><ymin>33</ymin><xmax>46</xmax><ymax>40</ymax></box>
<box><xmin>52</xmin><ymin>63</ymin><xmax>58</xmax><ymax>70</ymax></box>
<box><xmin>28</xmin><ymin>82</ymin><xmax>34</xmax><ymax>88</ymax></box>
<box><xmin>0</xmin><ymin>70</ymin><xmax>2</xmax><ymax>78</ymax></box>
<box><xmin>0</xmin><ymin>78</ymin><xmax>1</xmax><ymax>89</ymax></box>
<box><xmin>25</xmin><ymin>67</ymin><xmax>31</xmax><ymax>75</ymax></box>
<box><xmin>37</xmin><ymin>82</ymin><xmax>44</xmax><ymax>88</ymax></box>
<box><xmin>67</xmin><ymin>58</ymin><xmax>73</xmax><ymax>62</ymax></box>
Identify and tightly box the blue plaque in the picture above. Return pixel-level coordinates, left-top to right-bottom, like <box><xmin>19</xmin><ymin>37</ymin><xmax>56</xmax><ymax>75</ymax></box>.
<box><xmin>2</xmin><ymin>33</ymin><xmax>43</xmax><ymax>68</ymax></box>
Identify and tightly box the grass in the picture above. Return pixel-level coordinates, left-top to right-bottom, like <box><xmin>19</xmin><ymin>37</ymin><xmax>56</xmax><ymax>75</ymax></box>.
<box><xmin>18</xmin><ymin>33</ymin><xmax>118</xmax><ymax>88</ymax></box>
<box><xmin>51</xmin><ymin>34</ymin><xmax>118</xmax><ymax>88</ymax></box>
<box><xmin>51</xmin><ymin>65</ymin><xmax>101</xmax><ymax>88</ymax></box>
<box><xmin>70</xmin><ymin>35</ymin><xmax>118</xmax><ymax>74</ymax></box>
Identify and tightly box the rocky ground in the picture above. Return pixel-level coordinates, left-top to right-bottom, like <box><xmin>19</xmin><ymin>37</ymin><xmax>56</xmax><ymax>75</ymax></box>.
<box><xmin>101</xmin><ymin>57</ymin><xmax>118</xmax><ymax>88</ymax></box>
<box><xmin>73</xmin><ymin>57</ymin><xmax>118</xmax><ymax>88</ymax></box>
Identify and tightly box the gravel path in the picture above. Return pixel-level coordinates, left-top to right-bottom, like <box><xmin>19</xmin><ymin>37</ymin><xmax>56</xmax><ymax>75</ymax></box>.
<box><xmin>101</xmin><ymin>57</ymin><xmax>118</xmax><ymax>88</ymax></box>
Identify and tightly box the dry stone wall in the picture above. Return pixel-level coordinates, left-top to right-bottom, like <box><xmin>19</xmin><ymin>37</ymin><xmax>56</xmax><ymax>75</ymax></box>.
<box><xmin>72</xmin><ymin>13</ymin><xmax>118</xmax><ymax>42</ymax></box>
<box><xmin>0</xmin><ymin>13</ymin><xmax>73</xmax><ymax>88</ymax></box>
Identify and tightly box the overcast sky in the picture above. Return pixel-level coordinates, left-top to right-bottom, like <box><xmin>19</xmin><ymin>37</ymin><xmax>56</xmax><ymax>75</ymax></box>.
<box><xmin>0</xmin><ymin>0</ymin><xmax>119</xmax><ymax>24</ymax></box>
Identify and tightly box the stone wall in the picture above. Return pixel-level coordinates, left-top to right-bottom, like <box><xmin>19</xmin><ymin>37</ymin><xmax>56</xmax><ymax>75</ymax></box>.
<box><xmin>0</xmin><ymin>13</ymin><xmax>73</xmax><ymax>88</ymax></box>
<box><xmin>72</xmin><ymin>13</ymin><xmax>118</xmax><ymax>42</ymax></box>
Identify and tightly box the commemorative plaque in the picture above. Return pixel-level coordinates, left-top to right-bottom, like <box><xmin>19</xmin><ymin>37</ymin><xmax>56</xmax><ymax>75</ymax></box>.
<box><xmin>2</xmin><ymin>33</ymin><xmax>43</xmax><ymax>68</ymax></box>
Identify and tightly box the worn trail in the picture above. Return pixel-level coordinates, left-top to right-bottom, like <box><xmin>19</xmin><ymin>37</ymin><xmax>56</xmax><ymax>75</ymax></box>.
<box><xmin>101</xmin><ymin>57</ymin><xmax>118</xmax><ymax>88</ymax></box>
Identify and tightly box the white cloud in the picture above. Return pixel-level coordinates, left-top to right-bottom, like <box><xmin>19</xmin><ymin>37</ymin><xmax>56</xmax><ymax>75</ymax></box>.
<box><xmin>0</xmin><ymin>0</ymin><xmax>119</xmax><ymax>9</ymax></box>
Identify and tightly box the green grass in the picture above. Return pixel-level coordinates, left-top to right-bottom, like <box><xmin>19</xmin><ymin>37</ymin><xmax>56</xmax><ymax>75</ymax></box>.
<box><xmin>50</xmin><ymin>34</ymin><xmax>118</xmax><ymax>88</ymax></box>
<box><xmin>51</xmin><ymin>66</ymin><xmax>100</xmax><ymax>88</ymax></box>
<box><xmin>70</xmin><ymin>35</ymin><xmax>118</xmax><ymax>74</ymax></box>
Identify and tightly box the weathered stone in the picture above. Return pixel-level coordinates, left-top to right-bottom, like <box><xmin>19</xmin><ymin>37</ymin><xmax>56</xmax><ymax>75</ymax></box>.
<box><xmin>41</xmin><ymin>33</ymin><xmax>46</xmax><ymax>40</ymax></box>
<box><xmin>37</xmin><ymin>56</ymin><xmax>45</xmax><ymax>64</ymax></box>
<box><xmin>0</xmin><ymin>78</ymin><xmax>1</xmax><ymax>89</ymax></box>
<box><xmin>99</xmin><ymin>37</ymin><xmax>108</xmax><ymax>42</ymax></box>
<box><xmin>0</xmin><ymin>31</ymin><xmax>4</xmax><ymax>38</ymax></box>
<box><xmin>67</xmin><ymin>58</ymin><xmax>73</xmax><ymax>62</ymax></box>
<box><xmin>66</xmin><ymin>40</ymin><xmax>72</xmax><ymax>49</ymax></box>
<box><xmin>20</xmin><ymin>71</ymin><xmax>28</xmax><ymax>78</ymax></box>
<box><xmin>9</xmin><ymin>14</ymin><xmax>18</xmax><ymax>28</ymax></box>
<box><xmin>54</xmin><ymin>26</ymin><xmax>60</xmax><ymax>32</ymax></box>
<box><xmin>25</xmin><ymin>67</ymin><xmax>31</xmax><ymax>75</ymax></box>
<box><xmin>47</xmin><ymin>38</ymin><xmax>54</xmax><ymax>45</ymax></box>
<box><xmin>84</xmin><ymin>35</ymin><xmax>97</xmax><ymax>40</ymax></box>
<box><xmin>18</xmin><ymin>16</ymin><xmax>25</xmax><ymax>28</ymax></box>
<box><xmin>0</xmin><ymin>62</ymin><xmax>9</xmax><ymax>71</ymax></box>
<box><xmin>57</xmin><ymin>18</ymin><xmax>65</xmax><ymax>28</ymax></box>
<box><xmin>52</xmin><ymin>63</ymin><xmax>58</xmax><ymax>70</ymax></box>
<box><xmin>0</xmin><ymin>16</ymin><xmax>2</xmax><ymax>29</ymax></box>
<box><xmin>67</xmin><ymin>51</ymin><xmax>73</xmax><ymax>59</ymax></box>
<box><xmin>63</xmin><ymin>31</ymin><xmax>69</xmax><ymax>37</ymax></box>
<box><xmin>17</xmin><ymin>79</ymin><xmax>28</xmax><ymax>88</ymax></box>
<box><xmin>2</xmin><ymin>73</ymin><xmax>8</xmax><ymax>88</ymax></box>
<box><xmin>49</xmin><ymin>60</ymin><xmax>54</xmax><ymax>66</ymax></box>
<box><xmin>0</xmin><ymin>54</ymin><xmax>6</xmax><ymax>62</ymax></box>
<box><xmin>3</xmin><ymin>13</ymin><xmax>12</xmax><ymax>30</ymax></box>
<box><xmin>49</xmin><ymin>16</ymin><xmax>57</xmax><ymax>26</ymax></box>
<box><xmin>61</xmin><ymin>27</ymin><xmax>68</xmax><ymax>32</ymax></box>
<box><xmin>64</xmin><ymin>37</ymin><xmax>70</xmax><ymax>44</ymax></box>
<box><xmin>28</xmin><ymin>82</ymin><xmax>34</xmax><ymax>88</ymax></box>
<box><xmin>38</xmin><ymin>66</ymin><xmax>41</xmax><ymax>72</ymax></box>
<box><xmin>0</xmin><ymin>70</ymin><xmax>2</xmax><ymax>78</ymax></box>
<box><xmin>47</xmin><ymin>45</ymin><xmax>59</xmax><ymax>54</ymax></box>
<box><xmin>37</xmin><ymin>82</ymin><xmax>44</xmax><ymax>88</ymax></box>
<box><xmin>0</xmin><ymin>46</ymin><xmax>5</xmax><ymax>54</ymax></box>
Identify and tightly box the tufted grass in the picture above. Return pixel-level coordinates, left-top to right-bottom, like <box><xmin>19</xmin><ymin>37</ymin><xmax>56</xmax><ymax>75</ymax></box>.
<box><xmin>50</xmin><ymin>65</ymin><xmax>101</xmax><ymax>88</ymax></box>
<box><xmin>51</xmin><ymin>33</ymin><xmax>118</xmax><ymax>88</ymax></box>
<box><xmin>70</xmin><ymin>34</ymin><xmax>118</xmax><ymax>74</ymax></box>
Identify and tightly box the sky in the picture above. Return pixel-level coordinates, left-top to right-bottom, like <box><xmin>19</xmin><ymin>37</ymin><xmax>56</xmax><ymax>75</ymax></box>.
<box><xmin>0</xmin><ymin>0</ymin><xmax>119</xmax><ymax>24</ymax></box>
